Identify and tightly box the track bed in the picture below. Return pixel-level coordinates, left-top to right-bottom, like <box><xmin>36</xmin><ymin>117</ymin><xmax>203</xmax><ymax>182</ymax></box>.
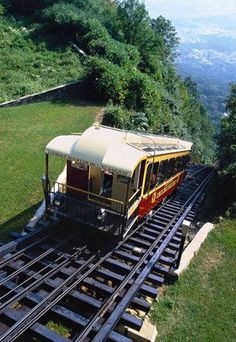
<box><xmin>0</xmin><ymin>165</ymin><xmax>214</xmax><ymax>341</ymax></box>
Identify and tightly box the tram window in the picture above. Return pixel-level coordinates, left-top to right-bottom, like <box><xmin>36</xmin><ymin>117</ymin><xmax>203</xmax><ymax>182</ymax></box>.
<box><xmin>168</xmin><ymin>158</ymin><xmax>175</xmax><ymax>178</ymax></box>
<box><xmin>177</xmin><ymin>157</ymin><xmax>183</xmax><ymax>172</ymax></box>
<box><xmin>173</xmin><ymin>158</ymin><xmax>178</xmax><ymax>175</ymax></box>
<box><xmin>182</xmin><ymin>156</ymin><xmax>187</xmax><ymax>170</ymax></box>
<box><xmin>100</xmin><ymin>172</ymin><xmax>113</xmax><ymax>197</ymax></box>
<box><xmin>150</xmin><ymin>162</ymin><xmax>159</xmax><ymax>191</ymax></box>
<box><xmin>158</xmin><ymin>159</ymin><xmax>169</xmax><ymax>183</ymax></box>
<box><xmin>175</xmin><ymin>157</ymin><xmax>179</xmax><ymax>173</ymax></box>
<box><xmin>144</xmin><ymin>163</ymin><xmax>152</xmax><ymax>194</ymax></box>
<box><xmin>181</xmin><ymin>156</ymin><xmax>186</xmax><ymax>171</ymax></box>
<box><xmin>184</xmin><ymin>155</ymin><xmax>190</xmax><ymax>169</ymax></box>
<box><xmin>156</xmin><ymin>161</ymin><xmax>163</xmax><ymax>185</ymax></box>
<box><xmin>138</xmin><ymin>160</ymin><xmax>146</xmax><ymax>188</ymax></box>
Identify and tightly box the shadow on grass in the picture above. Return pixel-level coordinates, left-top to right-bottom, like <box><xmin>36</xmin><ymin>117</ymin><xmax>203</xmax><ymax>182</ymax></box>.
<box><xmin>51</xmin><ymin>96</ymin><xmax>106</xmax><ymax>108</ymax></box>
<box><xmin>0</xmin><ymin>201</ymin><xmax>42</xmax><ymax>242</ymax></box>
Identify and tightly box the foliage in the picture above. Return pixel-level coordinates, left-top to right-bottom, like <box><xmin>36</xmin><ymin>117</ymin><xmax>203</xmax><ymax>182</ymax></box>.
<box><xmin>0</xmin><ymin>17</ymin><xmax>84</xmax><ymax>102</ymax></box>
<box><xmin>115</xmin><ymin>0</ymin><xmax>151</xmax><ymax>46</ymax></box>
<box><xmin>83</xmin><ymin>19</ymin><xmax>140</xmax><ymax>67</ymax></box>
<box><xmin>217</xmin><ymin>84</ymin><xmax>236</xmax><ymax>214</ymax></box>
<box><xmin>103</xmin><ymin>103</ymin><xmax>131</xmax><ymax>129</ymax></box>
<box><xmin>0</xmin><ymin>3</ymin><xmax>4</xmax><ymax>15</ymax></box>
<box><xmin>43</xmin><ymin>2</ymin><xmax>83</xmax><ymax>28</ymax></box>
<box><xmin>130</xmin><ymin>112</ymin><xmax>149</xmax><ymax>131</ymax></box>
<box><xmin>0</xmin><ymin>0</ymin><xmax>216</xmax><ymax>163</ymax></box>
<box><xmin>1</xmin><ymin>0</ymin><xmax>55</xmax><ymax>15</ymax></box>
<box><xmin>218</xmin><ymin>84</ymin><xmax>236</xmax><ymax>178</ymax></box>
<box><xmin>86</xmin><ymin>57</ymin><xmax>129</xmax><ymax>103</ymax></box>
<box><xmin>103</xmin><ymin>103</ymin><xmax>149</xmax><ymax>131</ymax></box>
<box><xmin>151</xmin><ymin>16</ymin><xmax>179</xmax><ymax>61</ymax></box>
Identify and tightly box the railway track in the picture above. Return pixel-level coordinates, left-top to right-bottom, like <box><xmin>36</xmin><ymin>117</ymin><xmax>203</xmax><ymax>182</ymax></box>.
<box><xmin>0</xmin><ymin>165</ymin><xmax>214</xmax><ymax>341</ymax></box>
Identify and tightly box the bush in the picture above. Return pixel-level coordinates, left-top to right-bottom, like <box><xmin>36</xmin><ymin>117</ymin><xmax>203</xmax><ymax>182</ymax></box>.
<box><xmin>103</xmin><ymin>106</ymin><xmax>149</xmax><ymax>132</ymax></box>
<box><xmin>86</xmin><ymin>57</ymin><xmax>129</xmax><ymax>103</ymax></box>
<box><xmin>130</xmin><ymin>112</ymin><xmax>149</xmax><ymax>131</ymax></box>
<box><xmin>83</xmin><ymin>19</ymin><xmax>140</xmax><ymax>67</ymax></box>
<box><xmin>3</xmin><ymin>0</ymin><xmax>55</xmax><ymax>15</ymax></box>
<box><xmin>43</xmin><ymin>2</ymin><xmax>84</xmax><ymax>28</ymax></box>
<box><xmin>0</xmin><ymin>4</ymin><xmax>4</xmax><ymax>15</ymax></box>
<box><xmin>88</xmin><ymin>37</ymin><xmax>139</xmax><ymax>67</ymax></box>
<box><xmin>103</xmin><ymin>103</ymin><xmax>131</xmax><ymax>128</ymax></box>
<box><xmin>125</xmin><ymin>69</ymin><xmax>161</xmax><ymax>115</ymax></box>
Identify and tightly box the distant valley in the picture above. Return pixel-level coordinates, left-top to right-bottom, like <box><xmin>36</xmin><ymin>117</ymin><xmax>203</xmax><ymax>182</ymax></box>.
<box><xmin>173</xmin><ymin>16</ymin><xmax>236</xmax><ymax>125</ymax></box>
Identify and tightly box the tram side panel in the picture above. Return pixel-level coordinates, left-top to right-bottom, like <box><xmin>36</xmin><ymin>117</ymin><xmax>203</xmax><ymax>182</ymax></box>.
<box><xmin>138</xmin><ymin>153</ymin><xmax>190</xmax><ymax>218</ymax></box>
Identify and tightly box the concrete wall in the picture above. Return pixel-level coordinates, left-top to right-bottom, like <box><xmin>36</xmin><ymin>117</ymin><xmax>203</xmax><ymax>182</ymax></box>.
<box><xmin>0</xmin><ymin>80</ymin><xmax>88</xmax><ymax>108</ymax></box>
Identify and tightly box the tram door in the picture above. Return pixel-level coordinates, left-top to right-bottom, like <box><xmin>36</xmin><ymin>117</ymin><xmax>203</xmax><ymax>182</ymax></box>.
<box><xmin>67</xmin><ymin>160</ymin><xmax>89</xmax><ymax>199</ymax></box>
<box><xmin>100</xmin><ymin>172</ymin><xmax>113</xmax><ymax>197</ymax></box>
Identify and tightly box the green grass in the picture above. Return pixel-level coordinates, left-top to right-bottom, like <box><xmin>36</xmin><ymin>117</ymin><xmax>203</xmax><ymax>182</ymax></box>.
<box><xmin>0</xmin><ymin>100</ymin><xmax>101</xmax><ymax>239</ymax></box>
<box><xmin>46</xmin><ymin>320</ymin><xmax>72</xmax><ymax>338</ymax></box>
<box><xmin>0</xmin><ymin>17</ymin><xmax>84</xmax><ymax>102</ymax></box>
<box><xmin>152</xmin><ymin>219</ymin><xmax>236</xmax><ymax>342</ymax></box>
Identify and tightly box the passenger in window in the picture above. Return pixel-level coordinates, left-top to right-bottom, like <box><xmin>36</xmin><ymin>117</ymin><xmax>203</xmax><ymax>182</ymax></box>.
<box><xmin>100</xmin><ymin>173</ymin><xmax>113</xmax><ymax>197</ymax></box>
<box><xmin>150</xmin><ymin>173</ymin><xmax>157</xmax><ymax>189</ymax></box>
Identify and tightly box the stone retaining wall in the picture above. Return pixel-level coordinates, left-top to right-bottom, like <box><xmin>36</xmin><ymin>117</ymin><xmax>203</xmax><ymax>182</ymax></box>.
<box><xmin>0</xmin><ymin>80</ymin><xmax>88</xmax><ymax>108</ymax></box>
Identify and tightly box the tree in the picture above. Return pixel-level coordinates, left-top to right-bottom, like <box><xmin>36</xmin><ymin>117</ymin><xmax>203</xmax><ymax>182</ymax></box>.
<box><xmin>151</xmin><ymin>16</ymin><xmax>179</xmax><ymax>60</ymax></box>
<box><xmin>116</xmin><ymin>0</ymin><xmax>150</xmax><ymax>45</ymax></box>
<box><xmin>219</xmin><ymin>84</ymin><xmax>236</xmax><ymax>178</ymax></box>
<box><xmin>217</xmin><ymin>84</ymin><xmax>236</xmax><ymax>216</ymax></box>
<box><xmin>2</xmin><ymin>0</ymin><xmax>56</xmax><ymax>15</ymax></box>
<box><xmin>115</xmin><ymin>1</ymin><xmax>166</xmax><ymax>72</ymax></box>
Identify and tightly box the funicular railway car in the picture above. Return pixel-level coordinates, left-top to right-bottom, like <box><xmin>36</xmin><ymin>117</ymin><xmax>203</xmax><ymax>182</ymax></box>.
<box><xmin>43</xmin><ymin>125</ymin><xmax>192</xmax><ymax>238</ymax></box>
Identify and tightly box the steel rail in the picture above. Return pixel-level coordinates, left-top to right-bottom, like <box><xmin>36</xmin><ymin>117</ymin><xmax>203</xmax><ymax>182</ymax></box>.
<box><xmin>0</xmin><ymin>228</ymin><xmax>58</xmax><ymax>269</ymax></box>
<box><xmin>75</xmin><ymin>168</ymin><xmax>214</xmax><ymax>341</ymax></box>
<box><xmin>0</xmin><ymin>234</ymin><xmax>79</xmax><ymax>305</ymax></box>
<box><xmin>0</xmin><ymin>243</ymin><xmax>90</xmax><ymax>314</ymax></box>
<box><xmin>0</xmin><ymin>233</ymin><xmax>75</xmax><ymax>288</ymax></box>
<box><xmin>0</xmin><ymin>166</ymin><xmax>213</xmax><ymax>341</ymax></box>
<box><xmin>0</xmin><ymin>250</ymin><xmax>102</xmax><ymax>342</ymax></box>
<box><xmin>92</xmin><ymin>169</ymin><xmax>215</xmax><ymax>341</ymax></box>
<box><xmin>0</xmin><ymin>192</ymin><xmax>181</xmax><ymax>342</ymax></box>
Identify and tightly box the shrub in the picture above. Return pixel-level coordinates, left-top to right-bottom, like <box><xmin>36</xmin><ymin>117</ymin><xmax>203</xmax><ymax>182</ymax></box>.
<box><xmin>103</xmin><ymin>103</ymin><xmax>131</xmax><ymax>128</ymax></box>
<box><xmin>0</xmin><ymin>4</ymin><xmax>4</xmax><ymax>16</ymax></box>
<box><xmin>86</xmin><ymin>57</ymin><xmax>129</xmax><ymax>103</ymax></box>
<box><xmin>43</xmin><ymin>2</ymin><xmax>83</xmax><ymax>27</ymax></box>
<box><xmin>3</xmin><ymin>0</ymin><xmax>55</xmax><ymax>15</ymax></box>
<box><xmin>125</xmin><ymin>69</ymin><xmax>161</xmax><ymax>114</ymax></box>
<box><xmin>130</xmin><ymin>112</ymin><xmax>149</xmax><ymax>131</ymax></box>
<box><xmin>83</xmin><ymin>19</ymin><xmax>140</xmax><ymax>67</ymax></box>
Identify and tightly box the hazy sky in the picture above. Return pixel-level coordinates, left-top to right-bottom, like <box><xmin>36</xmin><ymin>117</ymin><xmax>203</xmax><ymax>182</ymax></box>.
<box><xmin>144</xmin><ymin>0</ymin><xmax>236</xmax><ymax>19</ymax></box>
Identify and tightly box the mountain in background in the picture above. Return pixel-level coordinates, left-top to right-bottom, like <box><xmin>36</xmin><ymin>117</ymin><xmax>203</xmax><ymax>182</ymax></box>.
<box><xmin>173</xmin><ymin>16</ymin><xmax>236</xmax><ymax>125</ymax></box>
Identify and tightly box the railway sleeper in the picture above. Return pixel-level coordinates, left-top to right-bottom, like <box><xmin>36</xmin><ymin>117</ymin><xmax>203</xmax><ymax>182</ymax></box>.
<box><xmin>0</xmin><ymin>279</ymin><xmax>141</xmax><ymax>337</ymax></box>
<box><xmin>1</xmin><ymin>307</ymin><xmax>70</xmax><ymax>342</ymax></box>
<box><xmin>157</xmin><ymin>208</ymin><xmax>179</xmax><ymax>216</ymax></box>
<box><xmin>1</xmin><ymin>296</ymin><xmax>131</xmax><ymax>342</ymax></box>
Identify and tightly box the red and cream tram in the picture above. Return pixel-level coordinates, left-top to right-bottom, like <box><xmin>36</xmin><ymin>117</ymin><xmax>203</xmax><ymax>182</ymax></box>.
<box><xmin>42</xmin><ymin>125</ymin><xmax>192</xmax><ymax>237</ymax></box>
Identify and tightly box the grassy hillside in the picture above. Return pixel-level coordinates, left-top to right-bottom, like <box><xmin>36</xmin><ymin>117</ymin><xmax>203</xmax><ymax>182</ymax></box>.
<box><xmin>0</xmin><ymin>17</ymin><xmax>84</xmax><ymax>102</ymax></box>
<box><xmin>0</xmin><ymin>1</ymin><xmax>216</xmax><ymax>163</ymax></box>
<box><xmin>0</xmin><ymin>100</ymin><xmax>101</xmax><ymax>239</ymax></box>
<box><xmin>152</xmin><ymin>219</ymin><xmax>236</xmax><ymax>341</ymax></box>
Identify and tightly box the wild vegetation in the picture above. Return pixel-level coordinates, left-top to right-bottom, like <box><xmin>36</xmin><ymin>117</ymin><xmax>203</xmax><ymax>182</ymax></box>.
<box><xmin>0</xmin><ymin>15</ymin><xmax>84</xmax><ymax>102</ymax></box>
<box><xmin>0</xmin><ymin>2</ymin><xmax>235</xmax><ymax>338</ymax></box>
<box><xmin>217</xmin><ymin>84</ymin><xmax>236</xmax><ymax>216</ymax></box>
<box><xmin>0</xmin><ymin>0</ymin><xmax>215</xmax><ymax>163</ymax></box>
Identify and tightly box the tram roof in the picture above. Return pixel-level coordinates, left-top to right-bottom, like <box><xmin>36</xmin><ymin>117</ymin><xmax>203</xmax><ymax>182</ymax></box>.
<box><xmin>45</xmin><ymin>125</ymin><xmax>192</xmax><ymax>176</ymax></box>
